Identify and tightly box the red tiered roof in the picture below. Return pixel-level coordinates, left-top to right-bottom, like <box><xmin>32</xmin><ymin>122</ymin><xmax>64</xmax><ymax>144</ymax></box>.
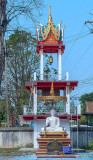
<box><xmin>36</xmin><ymin>5</ymin><xmax>65</xmax><ymax>54</ymax></box>
<box><xmin>25</xmin><ymin>81</ymin><xmax>78</xmax><ymax>91</ymax></box>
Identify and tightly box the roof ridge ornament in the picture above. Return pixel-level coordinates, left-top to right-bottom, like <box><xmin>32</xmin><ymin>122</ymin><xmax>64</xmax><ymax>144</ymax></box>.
<box><xmin>48</xmin><ymin>5</ymin><xmax>53</xmax><ymax>24</ymax></box>
<box><xmin>38</xmin><ymin>5</ymin><xmax>62</xmax><ymax>41</ymax></box>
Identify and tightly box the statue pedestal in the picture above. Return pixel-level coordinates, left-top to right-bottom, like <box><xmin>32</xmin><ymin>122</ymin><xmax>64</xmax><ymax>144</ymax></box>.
<box><xmin>36</xmin><ymin>131</ymin><xmax>76</xmax><ymax>158</ymax></box>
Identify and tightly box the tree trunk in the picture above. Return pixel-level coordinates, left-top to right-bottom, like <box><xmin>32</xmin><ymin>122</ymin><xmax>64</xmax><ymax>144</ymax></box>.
<box><xmin>0</xmin><ymin>0</ymin><xmax>7</xmax><ymax>93</ymax></box>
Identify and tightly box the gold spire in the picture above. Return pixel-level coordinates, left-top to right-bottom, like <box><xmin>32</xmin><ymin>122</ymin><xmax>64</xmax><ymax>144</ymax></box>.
<box><xmin>49</xmin><ymin>5</ymin><xmax>51</xmax><ymax>16</ymax></box>
<box><xmin>48</xmin><ymin>5</ymin><xmax>53</xmax><ymax>24</ymax></box>
<box><xmin>38</xmin><ymin>5</ymin><xmax>62</xmax><ymax>41</ymax></box>
<box><xmin>50</xmin><ymin>80</ymin><xmax>54</xmax><ymax>96</ymax></box>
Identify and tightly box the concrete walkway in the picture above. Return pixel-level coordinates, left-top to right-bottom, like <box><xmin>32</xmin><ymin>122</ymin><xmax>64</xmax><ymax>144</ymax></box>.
<box><xmin>19</xmin><ymin>148</ymin><xmax>37</xmax><ymax>152</ymax></box>
<box><xmin>72</xmin><ymin>148</ymin><xmax>85</xmax><ymax>152</ymax></box>
<box><xmin>19</xmin><ymin>148</ymin><xmax>85</xmax><ymax>153</ymax></box>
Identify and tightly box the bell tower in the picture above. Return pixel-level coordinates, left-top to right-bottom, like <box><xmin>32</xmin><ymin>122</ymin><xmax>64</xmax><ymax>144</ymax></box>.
<box><xmin>24</xmin><ymin>5</ymin><xmax>80</xmax><ymax>149</ymax></box>
<box><xmin>36</xmin><ymin>5</ymin><xmax>65</xmax><ymax>81</ymax></box>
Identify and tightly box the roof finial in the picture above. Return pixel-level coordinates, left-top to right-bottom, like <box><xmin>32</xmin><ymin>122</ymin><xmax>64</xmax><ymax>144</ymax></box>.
<box><xmin>50</xmin><ymin>79</ymin><xmax>54</xmax><ymax>96</ymax></box>
<box><xmin>48</xmin><ymin>4</ymin><xmax>53</xmax><ymax>24</ymax></box>
<box><xmin>49</xmin><ymin>4</ymin><xmax>51</xmax><ymax>16</ymax></box>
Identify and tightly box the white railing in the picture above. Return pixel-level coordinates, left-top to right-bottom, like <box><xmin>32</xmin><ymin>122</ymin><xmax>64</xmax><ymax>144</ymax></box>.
<box><xmin>34</xmin><ymin>73</ymin><xmax>66</xmax><ymax>81</ymax></box>
<box><xmin>24</xmin><ymin>104</ymin><xmax>75</xmax><ymax>115</ymax></box>
<box><xmin>33</xmin><ymin>72</ymin><xmax>69</xmax><ymax>81</ymax></box>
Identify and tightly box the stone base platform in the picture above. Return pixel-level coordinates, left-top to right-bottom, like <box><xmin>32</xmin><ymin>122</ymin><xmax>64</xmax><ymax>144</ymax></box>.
<box><xmin>37</xmin><ymin>154</ymin><xmax>76</xmax><ymax>158</ymax></box>
<box><xmin>36</xmin><ymin>132</ymin><xmax>71</xmax><ymax>156</ymax></box>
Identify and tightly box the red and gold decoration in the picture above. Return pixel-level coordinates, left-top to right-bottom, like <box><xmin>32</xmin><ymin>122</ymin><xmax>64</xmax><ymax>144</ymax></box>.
<box><xmin>37</xmin><ymin>80</ymin><xmax>67</xmax><ymax>102</ymax></box>
<box><xmin>35</xmin><ymin>5</ymin><xmax>65</xmax><ymax>53</ymax></box>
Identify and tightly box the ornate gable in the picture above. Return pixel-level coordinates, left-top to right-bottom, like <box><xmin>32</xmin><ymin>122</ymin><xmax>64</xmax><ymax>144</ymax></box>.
<box><xmin>44</xmin><ymin>30</ymin><xmax>58</xmax><ymax>44</ymax></box>
<box><xmin>38</xmin><ymin>5</ymin><xmax>62</xmax><ymax>42</ymax></box>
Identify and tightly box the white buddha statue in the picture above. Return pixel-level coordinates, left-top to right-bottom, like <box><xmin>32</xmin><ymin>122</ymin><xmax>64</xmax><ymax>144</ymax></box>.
<box><xmin>41</xmin><ymin>109</ymin><xmax>66</xmax><ymax>132</ymax></box>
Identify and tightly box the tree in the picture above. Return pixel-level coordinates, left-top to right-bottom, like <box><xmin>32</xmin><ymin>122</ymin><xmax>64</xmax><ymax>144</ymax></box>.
<box><xmin>0</xmin><ymin>99</ymin><xmax>7</xmax><ymax>124</ymax></box>
<box><xmin>0</xmin><ymin>0</ymin><xmax>44</xmax><ymax>93</ymax></box>
<box><xmin>5</xmin><ymin>30</ymin><xmax>39</xmax><ymax>118</ymax></box>
<box><xmin>79</xmin><ymin>92</ymin><xmax>93</xmax><ymax>124</ymax></box>
<box><xmin>80</xmin><ymin>92</ymin><xmax>93</xmax><ymax>113</ymax></box>
<box><xmin>1</xmin><ymin>30</ymin><xmax>55</xmax><ymax>125</ymax></box>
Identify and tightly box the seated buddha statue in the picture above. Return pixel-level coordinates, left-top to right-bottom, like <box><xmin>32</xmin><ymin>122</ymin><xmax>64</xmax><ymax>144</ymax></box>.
<box><xmin>41</xmin><ymin>109</ymin><xmax>66</xmax><ymax>132</ymax></box>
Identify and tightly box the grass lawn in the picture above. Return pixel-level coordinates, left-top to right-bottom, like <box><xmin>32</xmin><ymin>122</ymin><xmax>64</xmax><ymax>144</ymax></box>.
<box><xmin>0</xmin><ymin>148</ymin><xmax>28</xmax><ymax>156</ymax></box>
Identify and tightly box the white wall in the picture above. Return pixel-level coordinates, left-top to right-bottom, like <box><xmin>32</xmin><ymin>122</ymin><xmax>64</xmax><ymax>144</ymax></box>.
<box><xmin>60</xmin><ymin>119</ymin><xmax>70</xmax><ymax>137</ymax></box>
<box><xmin>34</xmin><ymin>119</ymin><xmax>46</xmax><ymax>148</ymax></box>
<box><xmin>0</xmin><ymin>128</ymin><xmax>33</xmax><ymax>148</ymax></box>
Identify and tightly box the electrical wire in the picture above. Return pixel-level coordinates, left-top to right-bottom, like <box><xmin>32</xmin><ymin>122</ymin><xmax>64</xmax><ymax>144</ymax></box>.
<box><xmin>63</xmin><ymin>25</ymin><xmax>85</xmax><ymax>64</ymax></box>
<box><xmin>70</xmin><ymin>41</ymin><xmax>93</xmax><ymax>76</ymax></box>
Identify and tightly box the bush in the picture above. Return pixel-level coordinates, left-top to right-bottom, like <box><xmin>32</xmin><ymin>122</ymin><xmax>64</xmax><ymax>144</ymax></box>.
<box><xmin>25</xmin><ymin>143</ymin><xmax>33</xmax><ymax>148</ymax></box>
<box><xmin>89</xmin><ymin>140</ymin><xmax>93</xmax><ymax>147</ymax></box>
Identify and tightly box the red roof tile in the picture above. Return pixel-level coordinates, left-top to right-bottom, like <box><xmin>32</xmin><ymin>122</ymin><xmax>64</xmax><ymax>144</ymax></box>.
<box><xmin>86</xmin><ymin>102</ymin><xmax>93</xmax><ymax>113</ymax></box>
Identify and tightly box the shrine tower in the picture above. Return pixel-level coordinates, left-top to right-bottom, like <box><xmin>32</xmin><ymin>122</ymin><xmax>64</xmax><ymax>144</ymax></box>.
<box><xmin>23</xmin><ymin>5</ymin><xmax>81</xmax><ymax>149</ymax></box>
<box><xmin>36</xmin><ymin>5</ymin><xmax>65</xmax><ymax>81</ymax></box>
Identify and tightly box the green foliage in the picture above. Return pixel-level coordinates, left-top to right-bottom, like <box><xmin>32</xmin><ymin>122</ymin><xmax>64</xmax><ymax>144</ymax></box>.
<box><xmin>80</xmin><ymin>115</ymin><xmax>87</xmax><ymax>124</ymax></box>
<box><xmin>0</xmin><ymin>99</ymin><xmax>7</xmax><ymax>123</ymax></box>
<box><xmin>1</xmin><ymin>30</ymin><xmax>58</xmax><ymax>125</ymax></box>
<box><xmin>5</xmin><ymin>30</ymin><xmax>39</xmax><ymax>120</ymax></box>
<box><xmin>25</xmin><ymin>143</ymin><xmax>33</xmax><ymax>148</ymax></box>
<box><xmin>89</xmin><ymin>140</ymin><xmax>93</xmax><ymax>147</ymax></box>
<box><xmin>0</xmin><ymin>98</ymin><xmax>12</xmax><ymax>123</ymax></box>
<box><xmin>80</xmin><ymin>140</ymin><xmax>93</xmax><ymax>150</ymax></box>
<box><xmin>80</xmin><ymin>92</ymin><xmax>93</xmax><ymax>113</ymax></box>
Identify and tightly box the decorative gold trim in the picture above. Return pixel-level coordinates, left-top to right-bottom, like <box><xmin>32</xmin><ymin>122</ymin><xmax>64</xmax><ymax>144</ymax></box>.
<box><xmin>38</xmin><ymin>5</ymin><xmax>62</xmax><ymax>41</ymax></box>
<box><xmin>38</xmin><ymin>96</ymin><xmax>67</xmax><ymax>102</ymax></box>
<box><xmin>37</xmin><ymin>140</ymin><xmax>71</xmax><ymax>142</ymax></box>
<box><xmin>41</xmin><ymin>132</ymin><xmax>66</xmax><ymax>134</ymax></box>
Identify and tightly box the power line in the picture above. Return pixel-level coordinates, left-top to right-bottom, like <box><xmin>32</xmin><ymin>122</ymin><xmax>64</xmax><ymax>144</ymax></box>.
<box><xmin>64</xmin><ymin>32</ymin><xmax>90</xmax><ymax>44</ymax></box>
<box><xmin>63</xmin><ymin>25</ymin><xmax>85</xmax><ymax>64</ymax></box>
<box><xmin>70</xmin><ymin>42</ymin><xmax>93</xmax><ymax>76</ymax></box>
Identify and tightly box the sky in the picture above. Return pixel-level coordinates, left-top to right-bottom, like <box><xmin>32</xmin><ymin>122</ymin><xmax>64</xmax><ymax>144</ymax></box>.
<box><xmin>7</xmin><ymin>0</ymin><xmax>93</xmax><ymax>105</ymax></box>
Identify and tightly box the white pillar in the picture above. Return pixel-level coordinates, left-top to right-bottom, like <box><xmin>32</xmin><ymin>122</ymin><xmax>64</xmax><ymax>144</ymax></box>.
<box><xmin>34</xmin><ymin>72</ymin><xmax>36</xmax><ymax>81</ymax></box>
<box><xmin>58</xmin><ymin>49</ymin><xmax>62</xmax><ymax>80</ymax></box>
<box><xmin>23</xmin><ymin>105</ymin><xmax>27</xmax><ymax>115</ymax></box>
<box><xmin>63</xmin><ymin>90</ymin><xmax>66</xmax><ymax>113</ymax></box>
<box><xmin>33</xmin><ymin>86</ymin><xmax>37</xmax><ymax>115</ymax></box>
<box><xmin>66</xmin><ymin>72</ymin><xmax>70</xmax><ymax>114</ymax></box>
<box><xmin>40</xmin><ymin>49</ymin><xmax>43</xmax><ymax>80</ymax></box>
<box><xmin>34</xmin><ymin>119</ymin><xmax>38</xmax><ymax>148</ymax></box>
<box><xmin>77</xmin><ymin>104</ymin><xmax>81</xmax><ymax>114</ymax></box>
<box><xmin>66</xmin><ymin>72</ymin><xmax>69</xmax><ymax>81</ymax></box>
<box><xmin>66</xmin><ymin>86</ymin><xmax>70</xmax><ymax>114</ymax></box>
<box><xmin>57</xmin><ymin>52</ymin><xmax>59</xmax><ymax>76</ymax></box>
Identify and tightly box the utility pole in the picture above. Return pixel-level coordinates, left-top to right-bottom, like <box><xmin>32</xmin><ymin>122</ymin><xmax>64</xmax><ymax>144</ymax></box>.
<box><xmin>85</xmin><ymin>20</ymin><xmax>93</xmax><ymax>33</ymax></box>
<box><xmin>5</xmin><ymin>38</ymin><xmax>9</xmax><ymax>127</ymax></box>
<box><xmin>85</xmin><ymin>21</ymin><xmax>93</xmax><ymax>24</ymax></box>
